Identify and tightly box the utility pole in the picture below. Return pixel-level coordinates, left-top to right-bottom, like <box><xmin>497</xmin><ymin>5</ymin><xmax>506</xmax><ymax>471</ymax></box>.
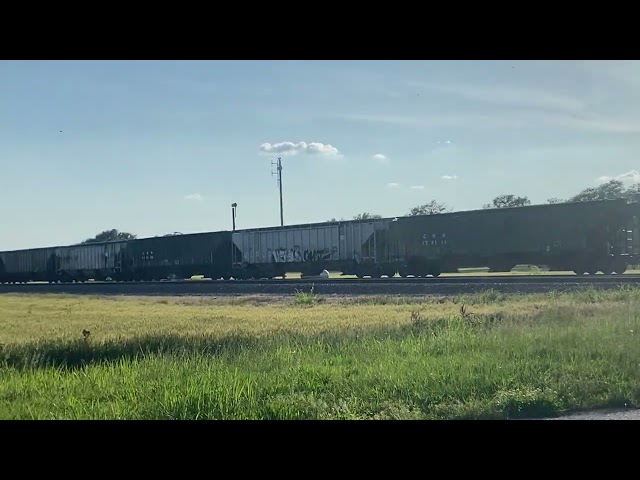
<box><xmin>271</xmin><ymin>157</ymin><xmax>284</xmax><ymax>227</ymax></box>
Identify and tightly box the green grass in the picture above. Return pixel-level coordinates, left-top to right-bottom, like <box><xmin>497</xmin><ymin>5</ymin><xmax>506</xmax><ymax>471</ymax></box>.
<box><xmin>1</xmin><ymin>287</ymin><xmax>639</xmax><ymax>419</ymax></box>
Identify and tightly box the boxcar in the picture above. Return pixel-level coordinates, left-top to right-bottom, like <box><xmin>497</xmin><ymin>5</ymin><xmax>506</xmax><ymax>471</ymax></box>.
<box><xmin>231</xmin><ymin>219</ymin><xmax>395</xmax><ymax>278</ymax></box>
<box><xmin>124</xmin><ymin>231</ymin><xmax>233</xmax><ymax>280</ymax></box>
<box><xmin>386</xmin><ymin>199</ymin><xmax>634</xmax><ymax>276</ymax></box>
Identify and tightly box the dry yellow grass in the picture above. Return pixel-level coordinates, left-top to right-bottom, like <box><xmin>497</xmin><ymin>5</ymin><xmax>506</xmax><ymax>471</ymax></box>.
<box><xmin>1</xmin><ymin>290</ymin><xmax>637</xmax><ymax>345</ymax></box>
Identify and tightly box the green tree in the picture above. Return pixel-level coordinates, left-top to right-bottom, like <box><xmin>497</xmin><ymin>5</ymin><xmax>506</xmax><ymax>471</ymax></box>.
<box><xmin>81</xmin><ymin>229</ymin><xmax>137</xmax><ymax>244</ymax></box>
<box><xmin>568</xmin><ymin>179</ymin><xmax>625</xmax><ymax>202</ymax></box>
<box><xmin>408</xmin><ymin>200</ymin><xmax>449</xmax><ymax>216</ymax></box>
<box><xmin>353</xmin><ymin>213</ymin><xmax>383</xmax><ymax>220</ymax></box>
<box><xmin>546</xmin><ymin>197</ymin><xmax>564</xmax><ymax>204</ymax></box>
<box><xmin>483</xmin><ymin>194</ymin><xmax>531</xmax><ymax>209</ymax></box>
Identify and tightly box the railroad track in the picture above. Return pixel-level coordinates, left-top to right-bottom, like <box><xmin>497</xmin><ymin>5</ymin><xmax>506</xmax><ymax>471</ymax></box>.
<box><xmin>2</xmin><ymin>275</ymin><xmax>640</xmax><ymax>297</ymax></box>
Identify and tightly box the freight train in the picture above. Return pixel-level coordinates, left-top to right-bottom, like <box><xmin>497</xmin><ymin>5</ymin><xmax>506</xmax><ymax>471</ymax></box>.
<box><xmin>1</xmin><ymin>199</ymin><xmax>639</xmax><ymax>283</ymax></box>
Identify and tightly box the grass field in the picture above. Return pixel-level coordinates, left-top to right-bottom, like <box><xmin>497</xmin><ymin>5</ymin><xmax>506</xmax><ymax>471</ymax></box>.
<box><xmin>1</xmin><ymin>287</ymin><xmax>639</xmax><ymax>419</ymax></box>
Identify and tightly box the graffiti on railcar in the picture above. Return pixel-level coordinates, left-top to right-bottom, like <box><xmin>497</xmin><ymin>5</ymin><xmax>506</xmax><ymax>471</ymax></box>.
<box><xmin>271</xmin><ymin>246</ymin><xmax>338</xmax><ymax>263</ymax></box>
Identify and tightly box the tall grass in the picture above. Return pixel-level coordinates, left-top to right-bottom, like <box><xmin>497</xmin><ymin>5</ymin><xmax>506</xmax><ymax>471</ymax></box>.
<box><xmin>1</xmin><ymin>288</ymin><xmax>639</xmax><ymax>419</ymax></box>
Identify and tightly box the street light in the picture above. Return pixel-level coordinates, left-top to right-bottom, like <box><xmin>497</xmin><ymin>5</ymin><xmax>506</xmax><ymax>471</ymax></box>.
<box><xmin>231</xmin><ymin>203</ymin><xmax>237</xmax><ymax>231</ymax></box>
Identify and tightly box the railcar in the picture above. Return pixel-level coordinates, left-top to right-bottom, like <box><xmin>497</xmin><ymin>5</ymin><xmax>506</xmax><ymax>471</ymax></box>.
<box><xmin>124</xmin><ymin>231</ymin><xmax>233</xmax><ymax>281</ymax></box>
<box><xmin>626</xmin><ymin>200</ymin><xmax>640</xmax><ymax>259</ymax></box>
<box><xmin>230</xmin><ymin>219</ymin><xmax>395</xmax><ymax>279</ymax></box>
<box><xmin>53</xmin><ymin>240</ymin><xmax>128</xmax><ymax>282</ymax></box>
<box><xmin>387</xmin><ymin>199</ymin><xmax>634</xmax><ymax>276</ymax></box>
<box><xmin>0</xmin><ymin>247</ymin><xmax>52</xmax><ymax>283</ymax></box>
<box><xmin>0</xmin><ymin>240</ymin><xmax>128</xmax><ymax>283</ymax></box>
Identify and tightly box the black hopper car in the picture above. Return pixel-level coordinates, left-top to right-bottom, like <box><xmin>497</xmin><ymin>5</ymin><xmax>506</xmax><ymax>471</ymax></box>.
<box><xmin>1</xmin><ymin>199</ymin><xmax>639</xmax><ymax>283</ymax></box>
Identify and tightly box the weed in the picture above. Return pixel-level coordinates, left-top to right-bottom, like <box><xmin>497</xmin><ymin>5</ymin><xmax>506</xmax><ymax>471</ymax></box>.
<box><xmin>293</xmin><ymin>285</ymin><xmax>318</xmax><ymax>306</ymax></box>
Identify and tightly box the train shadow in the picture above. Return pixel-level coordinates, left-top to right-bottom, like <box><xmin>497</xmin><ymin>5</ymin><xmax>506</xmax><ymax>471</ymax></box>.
<box><xmin>0</xmin><ymin>333</ymin><xmax>266</xmax><ymax>371</ymax></box>
<box><xmin>0</xmin><ymin>314</ymin><xmax>514</xmax><ymax>372</ymax></box>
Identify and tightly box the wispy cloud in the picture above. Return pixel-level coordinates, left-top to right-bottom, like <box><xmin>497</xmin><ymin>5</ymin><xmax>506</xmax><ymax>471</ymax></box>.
<box><xmin>386</xmin><ymin>182</ymin><xmax>401</xmax><ymax>189</ymax></box>
<box><xmin>372</xmin><ymin>153</ymin><xmax>389</xmax><ymax>163</ymax></box>
<box><xmin>259</xmin><ymin>141</ymin><xmax>340</xmax><ymax>156</ymax></box>
<box><xmin>407</xmin><ymin>80</ymin><xmax>585</xmax><ymax>113</ymax></box>
<box><xmin>410</xmin><ymin>185</ymin><xmax>425</xmax><ymax>190</ymax></box>
<box><xmin>333</xmin><ymin>112</ymin><xmax>527</xmax><ymax>130</ymax></box>
<box><xmin>442</xmin><ymin>175</ymin><xmax>458</xmax><ymax>180</ymax></box>
<box><xmin>184</xmin><ymin>193</ymin><xmax>204</xmax><ymax>201</ymax></box>
<box><xmin>335</xmin><ymin>113</ymin><xmax>422</xmax><ymax>126</ymax></box>
<box><xmin>597</xmin><ymin>170</ymin><xmax>640</xmax><ymax>185</ymax></box>
<box><xmin>539</xmin><ymin>113</ymin><xmax>640</xmax><ymax>134</ymax></box>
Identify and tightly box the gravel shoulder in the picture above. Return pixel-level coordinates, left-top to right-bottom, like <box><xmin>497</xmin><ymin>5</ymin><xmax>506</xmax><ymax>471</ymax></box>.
<box><xmin>537</xmin><ymin>408</ymin><xmax>640</xmax><ymax>420</ymax></box>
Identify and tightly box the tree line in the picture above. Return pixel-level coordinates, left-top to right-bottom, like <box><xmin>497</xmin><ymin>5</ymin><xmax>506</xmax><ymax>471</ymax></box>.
<box><xmin>346</xmin><ymin>178</ymin><xmax>640</xmax><ymax>221</ymax></box>
<box><xmin>81</xmin><ymin>179</ymin><xmax>639</xmax><ymax>243</ymax></box>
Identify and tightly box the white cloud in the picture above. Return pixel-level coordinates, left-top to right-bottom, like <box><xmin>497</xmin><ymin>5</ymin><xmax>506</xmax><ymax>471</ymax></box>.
<box><xmin>372</xmin><ymin>153</ymin><xmax>388</xmax><ymax>163</ymax></box>
<box><xmin>184</xmin><ymin>193</ymin><xmax>203</xmax><ymax>201</ymax></box>
<box><xmin>597</xmin><ymin>170</ymin><xmax>640</xmax><ymax>185</ymax></box>
<box><xmin>410</xmin><ymin>185</ymin><xmax>425</xmax><ymax>190</ymax></box>
<box><xmin>386</xmin><ymin>182</ymin><xmax>401</xmax><ymax>189</ymax></box>
<box><xmin>442</xmin><ymin>175</ymin><xmax>458</xmax><ymax>180</ymax></box>
<box><xmin>436</xmin><ymin>140</ymin><xmax>453</xmax><ymax>145</ymax></box>
<box><xmin>259</xmin><ymin>141</ymin><xmax>340</xmax><ymax>156</ymax></box>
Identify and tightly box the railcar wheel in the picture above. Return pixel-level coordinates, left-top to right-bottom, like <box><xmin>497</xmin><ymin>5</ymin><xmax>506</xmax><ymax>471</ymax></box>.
<box><xmin>370</xmin><ymin>267</ymin><xmax>383</xmax><ymax>279</ymax></box>
<box><xmin>572</xmin><ymin>262</ymin><xmax>588</xmax><ymax>275</ymax></box>
<box><xmin>429</xmin><ymin>266</ymin><xmax>442</xmax><ymax>278</ymax></box>
<box><xmin>613</xmin><ymin>259</ymin><xmax>628</xmax><ymax>274</ymax></box>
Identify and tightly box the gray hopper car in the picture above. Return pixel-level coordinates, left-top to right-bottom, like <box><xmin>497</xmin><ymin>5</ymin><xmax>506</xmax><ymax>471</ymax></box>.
<box><xmin>231</xmin><ymin>219</ymin><xmax>396</xmax><ymax>278</ymax></box>
<box><xmin>0</xmin><ymin>240</ymin><xmax>129</xmax><ymax>283</ymax></box>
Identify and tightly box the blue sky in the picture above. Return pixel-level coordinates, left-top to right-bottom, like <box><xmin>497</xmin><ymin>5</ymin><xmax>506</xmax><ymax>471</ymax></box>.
<box><xmin>1</xmin><ymin>60</ymin><xmax>639</xmax><ymax>251</ymax></box>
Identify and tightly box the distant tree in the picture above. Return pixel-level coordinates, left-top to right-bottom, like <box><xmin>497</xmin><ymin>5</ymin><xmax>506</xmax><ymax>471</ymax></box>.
<box><xmin>408</xmin><ymin>200</ymin><xmax>450</xmax><ymax>216</ymax></box>
<box><xmin>546</xmin><ymin>197</ymin><xmax>564</xmax><ymax>204</ymax></box>
<box><xmin>353</xmin><ymin>213</ymin><xmax>383</xmax><ymax>220</ymax></box>
<box><xmin>483</xmin><ymin>194</ymin><xmax>531</xmax><ymax>209</ymax></box>
<box><xmin>81</xmin><ymin>229</ymin><xmax>137</xmax><ymax>244</ymax></box>
<box><xmin>568</xmin><ymin>179</ymin><xmax>625</xmax><ymax>202</ymax></box>
<box><xmin>624</xmin><ymin>183</ymin><xmax>640</xmax><ymax>202</ymax></box>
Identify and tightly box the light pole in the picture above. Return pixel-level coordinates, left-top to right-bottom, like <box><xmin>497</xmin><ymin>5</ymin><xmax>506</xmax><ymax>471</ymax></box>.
<box><xmin>277</xmin><ymin>157</ymin><xmax>283</xmax><ymax>227</ymax></box>
<box><xmin>271</xmin><ymin>157</ymin><xmax>284</xmax><ymax>227</ymax></box>
<box><xmin>231</xmin><ymin>203</ymin><xmax>237</xmax><ymax>231</ymax></box>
